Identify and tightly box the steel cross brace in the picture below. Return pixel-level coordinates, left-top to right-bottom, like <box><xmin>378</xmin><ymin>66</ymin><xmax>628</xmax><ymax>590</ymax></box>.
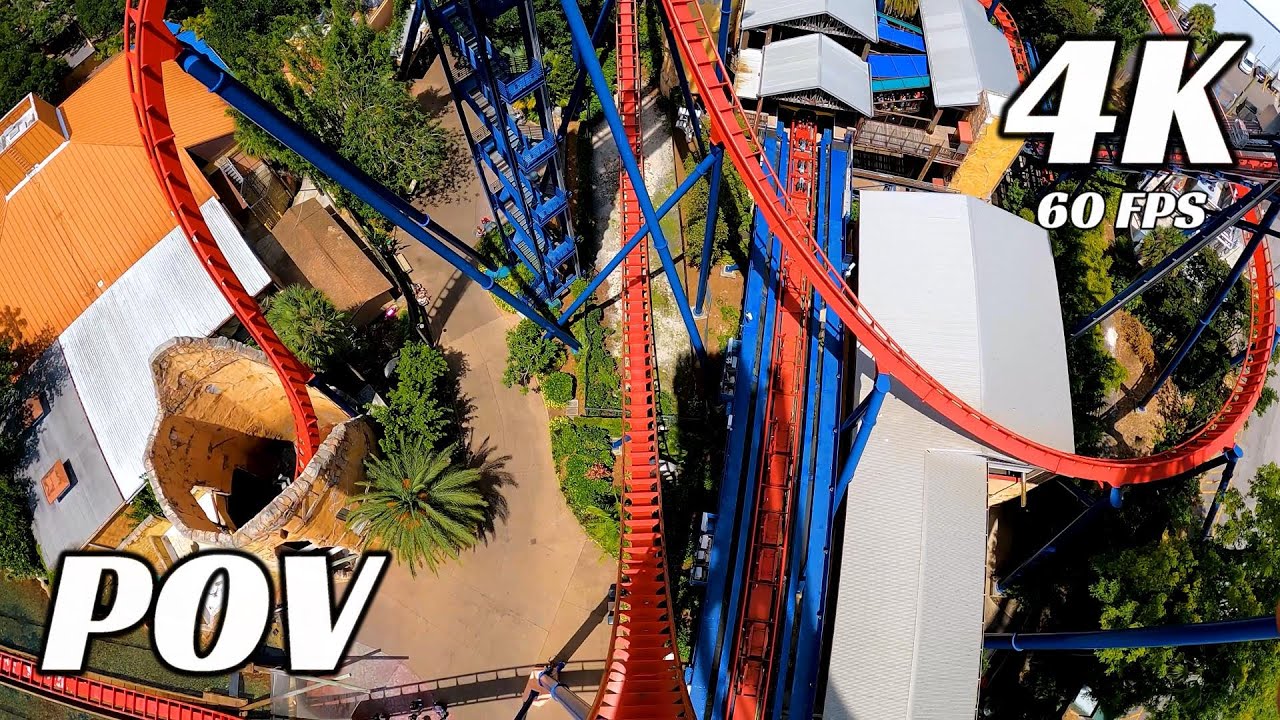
<box><xmin>558</xmin><ymin>0</ymin><xmax>707</xmax><ymax>359</ymax></box>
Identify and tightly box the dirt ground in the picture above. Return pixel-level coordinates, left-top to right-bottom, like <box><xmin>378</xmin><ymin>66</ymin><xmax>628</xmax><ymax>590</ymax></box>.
<box><xmin>1101</xmin><ymin>311</ymin><xmax>1178</xmax><ymax>456</ymax></box>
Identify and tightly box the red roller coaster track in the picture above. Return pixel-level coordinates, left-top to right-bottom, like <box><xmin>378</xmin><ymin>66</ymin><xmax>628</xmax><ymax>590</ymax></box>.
<box><xmin>125</xmin><ymin>0</ymin><xmax>321</xmax><ymax>473</ymax></box>
<box><xmin>123</xmin><ymin>0</ymin><xmax>1277</xmax><ymax>715</ymax></box>
<box><xmin>724</xmin><ymin>120</ymin><xmax>817</xmax><ymax>720</ymax></box>
<box><xmin>657</xmin><ymin>0</ymin><xmax>1275</xmax><ymax>488</ymax></box>
<box><xmin>584</xmin><ymin>0</ymin><xmax>695</xmax><ymax>715</ymax></box>
<box><xmin>0</xmin><ymin>649</ymin><xmax>238</xmax><ymax>720</ymax></box>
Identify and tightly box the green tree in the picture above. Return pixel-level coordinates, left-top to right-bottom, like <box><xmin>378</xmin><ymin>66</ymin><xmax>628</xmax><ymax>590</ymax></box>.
<box><xmin>370</xmin><ymin>342</ymin><xmax>459</xmax><ymax>455</ymax></box>
<box><xmin>503</xmin><ymin>318</ymin><xmax>566</xmax><ymax>389</ymax></box>
<box><xmin>227</xmin><ymin>0</ymin><xmax>457</xmax><ymax>205</ymax></box>
<box><xmin>0</xmin><ymin>340</ymin><xmax>42</xmax><ymax>579</ymax></box>
<box><xmin>10</xmin><ymin>0</ymin><xmax>73</xmax><ymax>46</ymax></box>
<box><xmin>1182</xmin><ymin>2</ymin><xmax>1213</xmax><ymax>37</ymax></box>
<box><xmin>1134</xmin><ymin>226</ymin><xmax>1247</xmax><ymax>437</ymax></box>
<box><xmin>125</xmin><ymin>483</ymin><xmax>164</xmax><ymax>523</ymax></box>
<box><xmin>1047</xmin><ymin>174</ymin><xmax>1127</xmax><ymax>451</ymax></box>
<box><xmin>1097</xmin><ymin>0</ymin><xmax>1152</xmax><ymax>55</ymax></box>
<box><xmin>1038</xmin><ymin>0</ymin><xmax>1096</xmax><ymax>48</ymax></box>
<box><xmin>0</xmin><ymin>2</ymin><xmax>69</xmax><ymax>110</ymax></box>
<box><xmin>347</xmin><ymin>441</ymin><xmax>487</xmax><ymax>575</ymax></box>
<box><xmin>74</xmin><ymin>0</ymin><xmax>123</xmax><ymax>38</ymax></box>
<box><xmin>987</xmin><ymin>466</ymin><xmax>1280</xmax><ymax>717</ymax></box>
<box><xmin>265</xmin><ymin>285</ymin><xmax>352</xmax><ymax>374</ymax></box>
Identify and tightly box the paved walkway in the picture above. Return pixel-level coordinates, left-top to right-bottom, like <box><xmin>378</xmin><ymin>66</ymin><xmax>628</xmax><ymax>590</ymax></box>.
<box><xmin>355</xmin><ymin>60</ymin><xmax>615</xmax><ymax>719</ymax></box>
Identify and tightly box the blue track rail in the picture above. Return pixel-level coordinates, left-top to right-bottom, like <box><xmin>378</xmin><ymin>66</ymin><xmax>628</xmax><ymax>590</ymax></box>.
<box><xmin>876</xmin><ymin>13</ymin><xmax>925</xmax><ymax>52</ymax></box>
<box><xmin>689</xmin><ymin>129</ymin><xmax>786</xmax><ymax>720</ymax></box>
<box><xmin>868</xmin><ymin>53</ymin><xmax>930</xmax><ymax>92</ymax></box>
<box><xmin>777</xmin><ymin>131</ymin><xmax>849</xmax><ymax>720</ymax></box>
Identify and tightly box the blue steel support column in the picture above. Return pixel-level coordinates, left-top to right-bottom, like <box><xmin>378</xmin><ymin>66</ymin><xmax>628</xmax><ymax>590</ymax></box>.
<box><xmin>422</xmin><ymin>12</ymin><xmax>512</xmax><ymax>274</ymax></box>
<box><xmin>695</xmin><ymin>146</ymin><xmax>724</xmax><ymax>317</ymax></box>
<box><xmin>1201</xmin><ymin>445</ymin><xmax>1244</xmax><ymax>541</ymax></box>
<box><xmin>555</xmin><ymin>0</ymin><xmax>618</xmax><ymax>140</ymax></box>
<box><xmin>716</xmin><ymin>0</ymin><xmax>733</xmax><ymax>66</ymax></box>
<box><xmin>996</xmin><ymin>494</ymin><xmax>1110</xmax><ymax>594</ymax></box>
<box><xmin>1070</xmin><ymin>178</ymin><xmax>1280</xmax><ymax>339</ymax></box>
<box><xmin>470</xmin><ymin>12</ymin><xmax>558</xmax><ymax>296</ymax></box>
<box><xmin>176</xmin><ymin>46</ymin><xmax>579</xmax><ymax>350</ymax></box>
<box><xmin>558</xmin><ymin>0</ymin><xmax>706</xmax><ymax>359</ymax></box>
<box><xmin>694</xmin><ymin>0</ymin><xmax>732</xmax><ymax>317</ymax></box>
<box><xmin>557</xmin><ymin>149</ymin><xmax>722</xmax><ymax>324</ymax></box>
<box><xmin>986</xmin><ymin>614</ymin><xmax>1280</xmax><ymax>651</ymax></box>
<box><xmin>834</xmin><ymin>374</ymin><xmax>892</xmax><ymax>505</ymax></box>
<box><xmin>1137</xmin><ymin>200</ymin><xmax>1280</xmax><ymax>409</ymax></box>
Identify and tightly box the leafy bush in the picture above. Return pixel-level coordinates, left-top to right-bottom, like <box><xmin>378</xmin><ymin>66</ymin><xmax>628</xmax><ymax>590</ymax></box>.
<box><xmin>542</xmin><ymin>371</ymin><xmax>575</xmax><ymax>407</ymax></box>
<box><xmin>575</xmin><ymin>308</ymin><xmax>620</xmax><ymax>409</ymax></box>
<box><xmin>504</xmin><ymin>319</ymin><xmax>566</xmax><ymax>389</ymax></box>
<box><xmin>265</xmin><ymin>285</ymin><xmax>352</xmax><ymax>373</ymax></box>
<box><xmin>370</xmin><ymin>342</ymin><xmax>459</xmax><ymax>454</ymax></box>
<box><xmin>682</xmin><ymin>143</ymin><xmax>755</xmax><ymax>265</ymax></box>
<box><xmin>126</xmin><ymin>484</ymin><xmax>164</xmax><ymax>524</ymax></box>
<box><xmin>549</xmin><ymin>418</ymin><xmax>619</xmax><ymax>555</ymax></box>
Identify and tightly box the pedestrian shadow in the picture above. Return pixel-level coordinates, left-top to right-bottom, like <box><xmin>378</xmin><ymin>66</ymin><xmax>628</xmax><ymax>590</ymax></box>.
<box><xmin>549</xmin><ymin>592</ymin><xmax>611</xmax><ymax>664</ymax></box>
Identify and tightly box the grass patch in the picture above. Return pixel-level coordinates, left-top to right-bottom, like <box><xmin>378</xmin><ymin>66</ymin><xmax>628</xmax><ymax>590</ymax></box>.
<box><xmin>0</xmin><ymin>578</ymin><xmax>230</xmax><ymax>696</ymax></box>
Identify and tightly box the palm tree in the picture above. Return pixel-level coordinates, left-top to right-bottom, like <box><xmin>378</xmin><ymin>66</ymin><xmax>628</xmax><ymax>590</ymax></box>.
<box><xmin>346</xmin><ymin>442</ymin><xmax>488</xmax><ymax>575</ymax></box>
<box><xmin>265</xmin><ymin>285</ymin><xmax>352</xmax><ymax>373</ymax></box>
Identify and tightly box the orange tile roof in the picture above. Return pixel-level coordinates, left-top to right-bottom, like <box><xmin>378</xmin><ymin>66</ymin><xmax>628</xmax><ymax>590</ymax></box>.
<box><xmin>0</xmin><ymin>54</ymin><xmax>236</xmax><ymax>345</ymax></box>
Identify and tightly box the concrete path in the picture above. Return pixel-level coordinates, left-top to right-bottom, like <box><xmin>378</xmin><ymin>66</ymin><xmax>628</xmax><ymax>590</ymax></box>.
<box><xmin>354</xmin><ymin>59</ymin><xmax>615</xmax><ymax>718</ymax></box>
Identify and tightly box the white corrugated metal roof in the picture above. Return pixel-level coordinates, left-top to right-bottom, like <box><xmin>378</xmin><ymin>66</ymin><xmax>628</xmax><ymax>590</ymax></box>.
<box><xmin>919</xmin><ymin>0</ymin><xmax>1019</xmax><ymax>107</ymax></box>
<box><xmin>855</xmin><ymin>191</ymin><xmax>1074</xmax><ymax>450</ymax></box>
<box><xmin>758</xmin><ymin>35</ymin><xmax>873</xmax><ymax>115</ymax></box>
<box><xmin>741</xmin><ymin>0</ymin><xmax>878</xmax><ymax>41</ymax></box>
<box><xmin>824</xmin><ymin>191</ymin><xmax>1073</xmax><ymax>719</ymax></box>
<box><xmin>60</xmin><ymin>199</ymin><xmax>271</xmax><ymax>499</ymax></box>
<box><xmin>824</xmin><ymin>393</ymin><xmax>988</xmax><ymax>719</ymax></box>
<box><xmin>735</xmin><ymin>48</ymin><xmax>763</xmax><ymax>101</ymax></box>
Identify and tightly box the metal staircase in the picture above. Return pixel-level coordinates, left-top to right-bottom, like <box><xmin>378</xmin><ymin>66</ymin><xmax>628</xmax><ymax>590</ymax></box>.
<box><xmin>421</xmin><ymin>0</ymin><xmax>580</xmax><ymax>299</ymax></box>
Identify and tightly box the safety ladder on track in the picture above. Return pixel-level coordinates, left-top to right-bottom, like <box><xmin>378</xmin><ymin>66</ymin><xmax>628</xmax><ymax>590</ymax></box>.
<box><xmin>586</xmin><ymin>0</ymin><xmax>695</xmax><ymax>716</ymax></box>
<box><xmin>725</xmin><ymin>120</ymin><xmax>818</xmax><ymax>720</ymax></box>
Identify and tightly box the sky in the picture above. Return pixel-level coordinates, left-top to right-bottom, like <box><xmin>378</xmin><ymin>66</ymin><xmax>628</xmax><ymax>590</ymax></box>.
<box><xmin>1207</xmin><ymin>0</ymin><xmax>1280</xmax><ymax>63</ymax></box>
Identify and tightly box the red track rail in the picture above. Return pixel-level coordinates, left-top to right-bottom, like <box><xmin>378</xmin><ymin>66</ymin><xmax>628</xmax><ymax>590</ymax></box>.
<box><xmin>0</xmin><ymin>650</ymin><xmax>237</xmax><ymax>720</ymax></box>
<box><xmin>724</xmin><ymin>121</ymin><xmax>817</xmax><ymax>720</ymax></box>
<box><xmin>586</xmin><ymin>0</ymin><xmax>694</xmax><ymax>716</ymax></box>
<box><xmin>125</xmin><ymin>1</ymin><xmax>320</xmax><ymax>473</ymax></box>
<box><xmin>1143</xmin><ymin>0</ymin><xmax>1182</xmax><ymax>35</ymax></box>
<box><xmin>979</xmin><ymin>0</ymin><xmax>1031</xmax><ymax>81</ymax></box>
<box><xmin>658</xmin><ymin>0</ymin><xmax>1275</xmax><ymax>487</ymax></box>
